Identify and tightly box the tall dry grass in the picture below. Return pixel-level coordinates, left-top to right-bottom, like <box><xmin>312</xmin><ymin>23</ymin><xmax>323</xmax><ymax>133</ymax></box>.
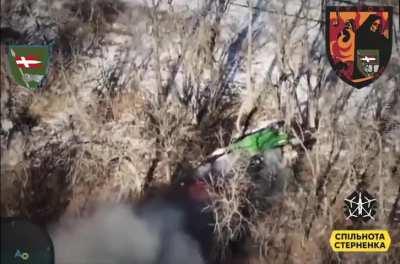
<box><xmin>1</xmin><ymin>0</ymin><xmax>399</xmax><ymax>263</ymax></box>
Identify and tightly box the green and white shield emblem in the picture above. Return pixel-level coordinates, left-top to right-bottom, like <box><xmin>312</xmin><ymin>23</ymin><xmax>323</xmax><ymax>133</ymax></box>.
<box><xmin>356</xmin><ymin>49</ymin><xmax>380</xmax><ymax>78</ymax></box>
<box><xmin>7</xmin><ymin>45</ymin><xmax>51</xmax><ymax>91</ymax></box>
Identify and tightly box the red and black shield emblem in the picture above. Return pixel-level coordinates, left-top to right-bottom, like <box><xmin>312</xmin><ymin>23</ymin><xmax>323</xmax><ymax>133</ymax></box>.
<box><xmin>326</xmin><ymin>6</ymin><xmax>392</xmax><ymax>88</ymax></box>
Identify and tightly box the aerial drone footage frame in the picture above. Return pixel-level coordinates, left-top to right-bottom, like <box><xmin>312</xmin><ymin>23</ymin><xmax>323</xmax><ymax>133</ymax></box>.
<box><xmin>0</xmin><ymin>0</ymin><xmax>399</xmax><ymax>264</ymax></box>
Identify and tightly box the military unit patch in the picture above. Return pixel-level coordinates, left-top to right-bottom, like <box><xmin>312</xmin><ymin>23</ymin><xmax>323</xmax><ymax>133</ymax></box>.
<box><xmin>326</xmin><ymin>6</ymin><xmax>393</xmax><ymax>88</ymax></box>
<box><xmin>7</xmin><ymin>45</ymin><xmax>51</xmax><ymax>91</ymax></box>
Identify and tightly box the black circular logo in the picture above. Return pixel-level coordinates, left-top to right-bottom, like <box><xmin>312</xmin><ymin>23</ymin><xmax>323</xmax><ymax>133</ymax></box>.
<box><xmin>344</xmin><ymin>191</ymin><xmax>377</xmax><ymax>222</ymax></box>
<box><xmin>1</xmin><ymin>218</ymin><xmax>54</xmax><ymax>264</ymax></box>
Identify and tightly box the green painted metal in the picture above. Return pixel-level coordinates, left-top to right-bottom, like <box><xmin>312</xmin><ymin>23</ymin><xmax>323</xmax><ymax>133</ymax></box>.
<box><xmin>229</xmin><ymin>128</ymin><xmax>288</xmax><ymax>155</ymax></box>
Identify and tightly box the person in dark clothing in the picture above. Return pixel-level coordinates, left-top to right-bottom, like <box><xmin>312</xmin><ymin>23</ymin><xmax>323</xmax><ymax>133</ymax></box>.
<box><xmin>353</xmin><ymin>14</ymin><xmax>391</xmax><ymax>79</ymax></box>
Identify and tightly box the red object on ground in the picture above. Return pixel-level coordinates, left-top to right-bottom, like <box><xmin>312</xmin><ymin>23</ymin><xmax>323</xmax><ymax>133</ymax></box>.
<box><xmin>188</xmin><ymin>180</ymin><xmax>209</xmax><ymax>202</ymax></box>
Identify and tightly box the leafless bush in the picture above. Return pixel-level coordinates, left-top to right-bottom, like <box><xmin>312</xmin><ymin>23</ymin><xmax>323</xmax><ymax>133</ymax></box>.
<box><xmin>205</xmin><ymin>152</ymin><xmax>257</xmax><ymax>259</ymax></box>
<box><xmin>1</xmin><ymin>0</ymin><xmax>399</xmax><ymax>263</ymax></box>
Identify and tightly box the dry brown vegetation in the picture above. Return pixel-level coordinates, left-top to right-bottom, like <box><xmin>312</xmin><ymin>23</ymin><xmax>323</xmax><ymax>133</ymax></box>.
<box><xmin>1</xmin><ymin>0</ymin><xmax>400</xmax><ymax>263</ymax></box>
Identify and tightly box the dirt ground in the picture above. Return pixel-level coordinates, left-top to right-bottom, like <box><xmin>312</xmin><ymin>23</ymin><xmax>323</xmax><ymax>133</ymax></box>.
<box><xmin>1</xmin><ymin>0</ymin><xmax>399</xmax><ymax>263</ymax></box>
